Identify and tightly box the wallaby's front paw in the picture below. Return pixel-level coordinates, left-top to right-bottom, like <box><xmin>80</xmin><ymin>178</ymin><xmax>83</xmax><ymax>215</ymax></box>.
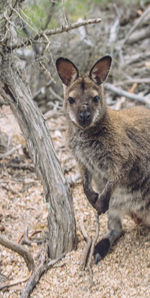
<box><xmin>95</xmin><ymin>194</ymin><xmax>109</xmax><ymax>215</ymax></box>
<box><xmin>93</xmin><ymin>238</ymin><xmax>110</xmax><ymax>264</ymax></box>
<box><xmin>90</xmin><ymin>191</ymin><xmax>99</xmax><ymax>205</ymax></box>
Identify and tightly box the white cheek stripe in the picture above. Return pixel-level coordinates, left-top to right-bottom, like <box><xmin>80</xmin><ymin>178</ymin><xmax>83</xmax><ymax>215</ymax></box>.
<box><xmin>69</xmin><ymin>110</ymin><xmax>77</xmax><ymax>124</ymax></box>
<box><xmin>92</xmin><ymin>109</ymin><xmax>100</xmax><ymax>122</ymax></box>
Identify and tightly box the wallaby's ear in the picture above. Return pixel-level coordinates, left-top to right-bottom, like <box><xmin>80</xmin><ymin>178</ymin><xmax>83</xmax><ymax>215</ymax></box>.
<box><xmin>56</xmin><ymin>57</ymin><xmax>79</xmax><ymax>86</ymax></box>
<box><xmin>89</xmin><ymin>55</ymin><xmax>112</xmax><ymax>85</ymax></box>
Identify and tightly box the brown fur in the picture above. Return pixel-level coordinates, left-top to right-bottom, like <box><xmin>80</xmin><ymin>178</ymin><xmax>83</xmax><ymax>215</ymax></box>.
<box><xmin>56</xmin><ymin>56</ymin><xmax>150</xmax><ymax>262</ymax></box>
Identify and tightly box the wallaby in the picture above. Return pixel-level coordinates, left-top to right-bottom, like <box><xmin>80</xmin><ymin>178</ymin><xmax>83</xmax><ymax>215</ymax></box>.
<box><xmin>56</xmin><ymin>56</ymin><xmax>150</xmax><ymax>263</ymax></box>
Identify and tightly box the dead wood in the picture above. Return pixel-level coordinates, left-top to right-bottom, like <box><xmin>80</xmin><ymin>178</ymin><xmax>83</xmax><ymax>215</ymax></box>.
<box><xmin>7</xmin><ymin>162</ymin><xmax>35</xmax><ymax>171</ymax></box>
<box><xmin>80</xmin><ymin>213</ymin><xmax>100</xmax><ymax>285</ymax></box>
<box><xmin>42</xmin><ymin>2</ymin><xmax>57</xmax><ymax>30</ymax></box>
<box><xmin>121</xmin><ymin>6</ymin><xmax>150</xmax><ymax>48</ymax></box>
<box><xmin>125</xmin><ymin>51</ymin><xmax>150</xmax><ymax>65</ymax></box>
<box><xmin>116</xmin><ymin>78</ymin><xmax>150</xmax><ymax>85</ymax></box>
<box><xmin>0</xmin><ymin>53</ymin><xmax>76</xmax><ymax>259</ymax></box>
<box><xmin>105</xmin><ymin>83</ymin><xmax>150</xmax><ymax>106</ymax></box>
<box><xmin>20</xmin><ymin>241</ymin><xmax>65</xmax><ymax>298</ymax></box>
<box><xmin>0</xmin><ymin>145</ymin><xmax>21</xmax><ymax>159</ymax></box>
<box><xmin>21</xmin><ymin>227</ymin><xmax>43</xmax><ymax>246</ymax></box>
<box><xmin>0</xmin><ymin>233</ymin><xmax>34</xmax><ymax>272</ymax></box>
<box><xmin>11</xmin><ymin>18</ymin><xmax>101</xmax><ymax>50</ymax></box>
<box><xmin>127</xmin><ymin>25</ymin><xmax>150</xmax><ymax>45</ymax></box>
<box><xmin>0</xmin><ymin>273</ymin><xmax>31</xmax><ymax>291</ymax></box>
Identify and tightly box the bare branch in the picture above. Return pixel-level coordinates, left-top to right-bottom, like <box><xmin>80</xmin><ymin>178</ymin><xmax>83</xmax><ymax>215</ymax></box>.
<box><xmin>42</xmin><ymin>2</ymin><xmax>57</xmax><ymax>30</ymax></box>
<box><xmin>21</xmin><ymin>240</ymin><xmax>65</xmax><ymax>298</ymax></box>
<box><xmin>20</xmin><ymin>241</ymin><xmax>48</xmax><ymax>298</ymax></box>
<box><xmin>127</xmin><ymin>25</ymin><xmax>150</xmax><ymax>45</ymax></box>
<box><xmin>0</xmin><ymin>273</ymin><xmax>31</xmax><ymax>291</ymax></box>
<box><xmin>0</xmin><ymin>233</ymin><xmax>34</xmax><ymax>272</ymax></box>
<box><xmin>105</xmin><ymin>83</ymin><xmax>150</xmax><ymax>106</ymax></box>
<box><xmin>10</xmin><ymin>18</ymin><xmax>101</xmax><ymax>50</ymax></box>
<box><xmin>121</xmin><ymin>7</ymin><xmax>150</xmax><ymax>48</ymax></box>
<box><xmin>0</xmin><ymin>144</ymin><xmax>21</xmax><ymax>159</ymax></box>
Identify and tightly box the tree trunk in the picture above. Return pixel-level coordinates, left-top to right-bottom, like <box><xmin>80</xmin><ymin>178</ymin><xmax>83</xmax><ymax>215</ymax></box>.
<box><xmin>0</xmin><ymin>54</ymin><xmax>76</xmax><ymax>259</ymax></box>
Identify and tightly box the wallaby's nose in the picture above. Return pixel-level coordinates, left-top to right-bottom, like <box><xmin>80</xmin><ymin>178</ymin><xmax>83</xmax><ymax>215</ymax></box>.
<box><xmin>78</xmin><ymin>110</ymin><xmax>91</xmax><ymax>127</ymax></box>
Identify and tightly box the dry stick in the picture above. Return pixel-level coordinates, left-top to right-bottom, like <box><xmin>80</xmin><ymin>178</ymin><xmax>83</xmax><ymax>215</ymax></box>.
<box><xmin>21</xmin><ymin>242</ymin><xmax>65</xmax><ymax>298</ymax></box>
<box><xmin>42</xmin><ymin>2</ymin><xmax>56</xmax><ymax>30</ymax></box>
<box><xmin>105</xmin><ymin>83</ymin><xmax>150</xmax><ymax>106</ymax></box>
<box><xmin>80</xmin><ymin>218</ymin><xmax>92</xmax><ymax>270</ymax></box>
<box><xmin>127</xmin><ymin>25</ymin><xmax>150</xmax><ymax>45</ymax></box>
<box><xmin>44</xmin><ymin>109</ymin><xmax>63</xmax><ymax>120</ymax></box>
<box><xmin>87</xmin><ymin>214</ymin><xmax>100</xmax><ymax>286</ymax></box>
<box><xmin>116</xmin><ymin>78</ymin><xmax>150</xmax><ymax>86</ymax></box>
<box><xmin>20</xmin><ymin>241</ymin><xmax>48</xmax><ymax>298</ymax></box>
<box><xmin>10</xmin><ymin>18</ymin><xmax>101</xmax><ymax>50</ymax></box>
<box><xmin>21</xmin><ymin>226</ymin><xmax>32</xmax><ymax>246</ymax></box>
<box><xmin>125</xmin><ymin>51</ymin><xmax>150</xmax><ymax>65</ymax></box>
<box><xmin>121</xmin><ymin>6</ymin><xmax>150</xmax><ymax>48</ymax></box>
<box><xmin>0</xmin><ymin>144</ymin><xmax>21</xmax><ymax>159</ymax></box>
<box><xmin>49</xmin><ymin>87</ymin><xmax>63</xmax><ymax>102</ymax></box>
<box><xmin>0</xmin><ymin>272</ymin><xmax>31</xmax><ymax>291</ymax></box>
<box><xmin>0</xmin><ymin>234</ymin><xmax>34</xmax><ymax>272</ymax></box>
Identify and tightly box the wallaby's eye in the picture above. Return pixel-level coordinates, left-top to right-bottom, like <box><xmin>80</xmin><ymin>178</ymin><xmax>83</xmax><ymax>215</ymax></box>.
<box><xmin>93</xmin><ymin>96</ymin><xmax>100</xmax><ymax>103</ymax></box>
<box><xmin>68</xmin><ymin>97</ymin><xmax>75</xmax><ymax>104</ymax></box>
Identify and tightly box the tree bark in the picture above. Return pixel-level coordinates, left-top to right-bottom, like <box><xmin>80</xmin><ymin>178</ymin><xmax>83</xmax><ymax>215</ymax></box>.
<box><xmin>0</xmin><ymin>54</ymin><xmax>76</xmax><ymax>259</ymax></box>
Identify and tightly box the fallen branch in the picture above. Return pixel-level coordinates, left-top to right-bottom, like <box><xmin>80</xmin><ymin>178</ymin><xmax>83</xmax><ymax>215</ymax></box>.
<box><xmin>0</xmin><ymin>233</ymin><xmax>34</xmax><ymax>272</ymax></box>
<box><xmin>0</xmin><ymin>273</ymin><xmax>31</xmax><ymax>291</ymax></box>
<box><xmin>121</xmin><ymin>6</ymin><xmax>150</xmax><ymax>48</ymax></box>
<box><xmin>21</xmin><ymin>226</ymin><xmax>32</xmax><ymax>246</ymax></box>
<box><xmin>127</xmin><ymin>25</ymin><xmax>150</xmax><ymax>45</ymax></box>
<box><xmin>21</xmin><ymin>241</ymin><xmax>65</xmax><ymax>298</ymax></box>
<box><xmin>7</xmin><ymin>162</ymin><xmax>35</xmax><ymax>171</ymax></box>
<box><xmin>125</xmin><ymin>51</ymin><xmax>150</xmax><ymax>65</ymax></box>
<box><xmin>116</xmin><ymin>78</ymin><xmax>150</xmax><ymax>85</ymax></box>
<box><xmin>105</xmin><ymin>83</ymin><xmax>150</xmax><ymax>106</ymax></box>
<box><xmin>11</xmin><ymin>18</ymin><xmax>101</xmax><ymax>50</ymax></box>
<box><xmin>44</xmin><ymin>109</ymin><xmax>63</xmax><ymax>120</ymax></box>
<box><xmin>0</xmin><ymin>144</ymin><xmax>21</xmax><ymax>159</ymax></box>
<box><xmin>80</xmin><ymin>213</ymin><xmax>100</xmax><ymax>284</ymax></box>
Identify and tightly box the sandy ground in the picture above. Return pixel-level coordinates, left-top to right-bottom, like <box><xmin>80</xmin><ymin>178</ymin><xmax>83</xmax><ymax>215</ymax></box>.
<box><xmin>0</xmin><ymin>106</ymin><xmax>150</xmax><ymax>297</ymax></box>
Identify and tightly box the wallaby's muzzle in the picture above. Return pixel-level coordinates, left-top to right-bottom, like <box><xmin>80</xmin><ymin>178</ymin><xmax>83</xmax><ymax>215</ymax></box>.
<box><xmin>78</xmin><ymin>109</ymin><xmax>91</xmax><ymax>128</ymax></box>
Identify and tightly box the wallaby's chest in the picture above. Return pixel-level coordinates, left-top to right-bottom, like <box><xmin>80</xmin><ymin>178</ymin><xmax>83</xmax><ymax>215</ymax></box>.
<box><xmin>69</xmin><ymin>130</ymin><xmax>109</xmax><ymax>179</ymax></box>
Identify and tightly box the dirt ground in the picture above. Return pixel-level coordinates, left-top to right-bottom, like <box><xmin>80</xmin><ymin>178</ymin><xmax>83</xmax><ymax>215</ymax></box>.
<box><xmin>0</xmin><ymin>105</ymin><xmax>150</xmax><ymax>298</ymax></box>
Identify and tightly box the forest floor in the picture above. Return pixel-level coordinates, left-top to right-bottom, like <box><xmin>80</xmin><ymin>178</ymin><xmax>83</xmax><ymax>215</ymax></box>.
<box><xmin>0</xmin><ymin>105</ymin><xmax>150</xmax><ymax>298</ymax></box>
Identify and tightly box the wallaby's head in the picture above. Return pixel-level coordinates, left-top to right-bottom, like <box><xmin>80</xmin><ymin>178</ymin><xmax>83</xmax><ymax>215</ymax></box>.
<box><xmin>56</xmin><ymin>56</ymin><xmax>111</xmax><ymax>130</ymax></box>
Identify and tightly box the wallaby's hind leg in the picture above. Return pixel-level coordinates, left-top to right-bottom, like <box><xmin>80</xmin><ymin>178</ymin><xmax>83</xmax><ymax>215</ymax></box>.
<box><xmin>94</xmin><ymin>211</ymin><xmax>123</xmax><ymax>264</ymax></box>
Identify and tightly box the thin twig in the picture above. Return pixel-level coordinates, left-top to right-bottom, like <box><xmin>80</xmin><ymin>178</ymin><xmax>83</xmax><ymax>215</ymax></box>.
<box><xmin>0</xmin><ymin>144</ymin><xmax>21</xmax><ymax>159</ymax></box>
<box><xmin>42</xmin><ymin>2</ymin><xmax>57</xmax><ymax>30</ymax></box>
<box><xmin>21</xmin><ymin>240</ymin><xmax>65</xmax><ymax>298</ymax></box>
<box><xmin>21</xmin><ymin>226</ymin><xmax>32</xmax><ymax>246</ymax></box>
<box><xmin>20</xmin><ymin>241</ymin><xmax>48</xmax><ymax>298</ymax></box>
<box><xmin>10</xmin><ymin>18</ymin><xmax>101</xmax><ymax>50</ymax></box>
<box><xmin>0</xmin><ymin>273</ymin><xmax>31</xmax><ymax>291</ymax></box>
<box><xmin>44</xmin><ymin>110</ymin><xmax>63</xmax><ymax>120</ymax></box>
<box><xmin>0</xmin><ymin>233</ymin><xmax>34</xmax><ymax>272</ymax></box>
